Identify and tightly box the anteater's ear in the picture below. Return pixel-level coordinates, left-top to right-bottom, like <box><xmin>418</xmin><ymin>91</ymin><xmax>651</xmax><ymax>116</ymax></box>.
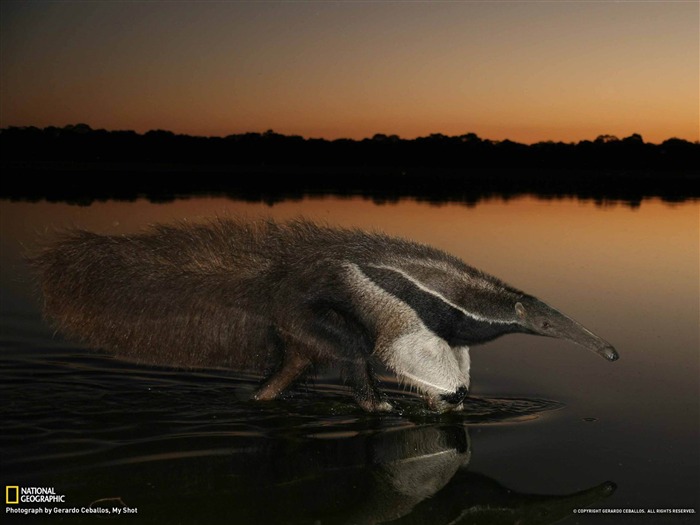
<box><xmin>515</xmin><ymin>302</ymin><xmax>526</xmax><ymax>320</ymax></box>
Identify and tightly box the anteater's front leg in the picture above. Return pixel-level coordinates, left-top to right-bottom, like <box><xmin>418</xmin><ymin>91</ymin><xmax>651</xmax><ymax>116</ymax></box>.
<box><xmin>252</xmin><ymin>352</ymin><xmax>311</xmax><ymax>402</ymax></box>
<box><xmin>450</xmin><ymin>345</ymin><xmax>471</xmax><ymax>411</ymax></box>
<box><xmin>344</xmin><ymin>359</ymin><xmax>393</xmax><ymax>413</ymax></box>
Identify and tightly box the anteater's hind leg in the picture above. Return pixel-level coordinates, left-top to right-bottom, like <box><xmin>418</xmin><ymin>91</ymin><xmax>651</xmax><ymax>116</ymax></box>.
<box><xmin>252</xmin><ymin>298</ymin><xmax>391</xmax><ymax>411</ymax></box>
<box><xmin>251</xmin><ymin>351</ymin><xmax>311</xmax><ymax>402</ymax></box>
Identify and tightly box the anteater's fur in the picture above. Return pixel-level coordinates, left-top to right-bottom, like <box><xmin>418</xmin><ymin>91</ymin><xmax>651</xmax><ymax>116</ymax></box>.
<box><xmin>32</xmin><ymin>217</ymin><xmax>618</xmax><ymax>412</ymax></box>
<box><xmin>32</xmin><ymin>218</ymin><xmax>485</xmax><ymax>408</ymax></box>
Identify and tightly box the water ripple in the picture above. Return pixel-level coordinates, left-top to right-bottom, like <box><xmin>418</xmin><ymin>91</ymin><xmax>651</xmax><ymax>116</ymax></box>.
<box><xmin>2</xmin><ymin>327</ymin><xmax>561</xmax><ymax>484</ymax></box>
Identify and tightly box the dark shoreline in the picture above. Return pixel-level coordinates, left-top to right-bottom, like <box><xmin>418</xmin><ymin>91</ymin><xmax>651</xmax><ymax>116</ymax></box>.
<box><xmin>3</xmin><ymin>125</ymin><xmax>698</xmax><ymax>206</ymax></box>
<box><xmin>1</xmin><ymin>161</ymin><xmax>698</xmax><ymax>207</ymax></box>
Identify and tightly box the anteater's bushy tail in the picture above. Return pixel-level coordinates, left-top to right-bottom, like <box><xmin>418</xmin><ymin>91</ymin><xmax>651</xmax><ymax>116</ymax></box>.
<box><xmin>30</xmin><ymin>221</ymin><xmax>280</xmax><ymax>371</ymax></box>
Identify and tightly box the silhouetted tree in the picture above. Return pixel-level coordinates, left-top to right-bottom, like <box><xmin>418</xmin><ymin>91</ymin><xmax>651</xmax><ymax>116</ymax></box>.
<box><xmin>1</xmin><ymin>124</ymin><xmax>697</xmax><ymax>176</ymax></box>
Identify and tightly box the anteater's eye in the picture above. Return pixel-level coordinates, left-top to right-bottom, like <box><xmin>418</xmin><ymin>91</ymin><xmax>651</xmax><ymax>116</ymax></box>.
<box><xmin>541</xmin><ymin>321</ymin><xmax>551</xmax><ymax>330</ymax></box>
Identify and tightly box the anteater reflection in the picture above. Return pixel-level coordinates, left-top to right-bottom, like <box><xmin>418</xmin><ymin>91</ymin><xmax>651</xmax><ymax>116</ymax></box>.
<box><xmin>80</xmin><ymin>424</ymin><xmax>614</xmax><ymax>524</ymax></box>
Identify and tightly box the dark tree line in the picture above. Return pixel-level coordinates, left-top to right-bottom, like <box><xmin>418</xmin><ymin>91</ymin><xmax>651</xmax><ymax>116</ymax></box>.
<box><xmin>1</xmin><ymin>124</ymin><xmax>698</xmax><ymax>170</ymax></box>
<box><xmin>1</xmin><ymin>124</ymin><xmax>698</xmax><ymax>205</ymax></box>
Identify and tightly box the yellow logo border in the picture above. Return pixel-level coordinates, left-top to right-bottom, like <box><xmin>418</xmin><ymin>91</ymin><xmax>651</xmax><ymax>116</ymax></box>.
<box><xmin>6</xmin><ymin>485</ymin><xmax>19</xmax><ymax>504</ymax></box>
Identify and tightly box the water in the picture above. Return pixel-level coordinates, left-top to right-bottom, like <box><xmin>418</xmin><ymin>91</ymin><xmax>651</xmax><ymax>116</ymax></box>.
<box><xmin>1</xmin><ymin>196</ymin><xmax>698</xmax><ymax>524</ymax></box>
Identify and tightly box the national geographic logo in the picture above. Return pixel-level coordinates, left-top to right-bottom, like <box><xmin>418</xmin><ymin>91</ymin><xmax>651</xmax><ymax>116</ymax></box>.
<box><xmin>5</xmin><ymin>486</ymin><xmax>66</xmax><ymax>504</ymax></box>
<box><xmin>5</xmin><ymin>488</ymin><xmax>139</xmax><ymax>517</ymax></box>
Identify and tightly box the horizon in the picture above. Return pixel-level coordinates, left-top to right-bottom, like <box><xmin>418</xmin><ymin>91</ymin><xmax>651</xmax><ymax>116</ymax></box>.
<box><xmin>3</xmin><ymin>122</ymin><xmax>697</xmax><ymax>146</ymax></box>
<box><xmin>1</xmin><ymin>2</ymin><xmax>698</xmax><ymax>145</ymax></box>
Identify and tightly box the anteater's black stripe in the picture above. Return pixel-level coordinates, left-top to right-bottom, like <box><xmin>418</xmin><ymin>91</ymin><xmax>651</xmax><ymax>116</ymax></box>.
<box><xmin>360</xmin><ymin>265</ymin><xmax>520</xmax><ymax>346</ymax></box>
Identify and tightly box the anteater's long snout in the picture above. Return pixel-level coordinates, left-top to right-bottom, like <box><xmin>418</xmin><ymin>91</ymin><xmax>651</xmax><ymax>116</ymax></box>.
<box><xmin>554</xmin><ymin>313</ymin><xmax>619</xmax><ymax>362</ymax></box>
<box><xmin>518</xmin><ymin>299</ymin><xmax>618</xmax><ymax>363</ymax></box>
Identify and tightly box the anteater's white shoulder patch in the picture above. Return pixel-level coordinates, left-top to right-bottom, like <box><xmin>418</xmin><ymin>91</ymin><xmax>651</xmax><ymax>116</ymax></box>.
<box><xmin>343</xmin><ymin>263</ymin><xmax>468</xmax><ymax>397</ymax></box>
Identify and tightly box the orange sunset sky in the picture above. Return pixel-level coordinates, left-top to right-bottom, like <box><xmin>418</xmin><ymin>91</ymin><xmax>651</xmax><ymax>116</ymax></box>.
<box><xmin>1</xmin><ymin>1</ymin><xmax>698</xmax><ymax>144</ymax></box>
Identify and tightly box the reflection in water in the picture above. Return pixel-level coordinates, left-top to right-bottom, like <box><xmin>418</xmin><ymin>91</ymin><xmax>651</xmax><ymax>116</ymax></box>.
<box><xmin>143</xmin><ymin>425</ymin><xmax>613</xmax><ymax>525</ymax></box>
<box><xmin>0</xmin><ymin>317</ymin><xmax>613</xmax><ymax>524</ymax></box>
<box><xmin>387</xmin><ymin>470</ymin><xmax>615</xmax><ymax>525</ymax></box>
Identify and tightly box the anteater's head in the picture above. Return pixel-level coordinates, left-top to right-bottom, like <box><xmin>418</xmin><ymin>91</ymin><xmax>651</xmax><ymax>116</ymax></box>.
<box><xmin>514</xmin><ymin>297</ymin><xmax>619</xmax><ymax>362</ymax></box>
